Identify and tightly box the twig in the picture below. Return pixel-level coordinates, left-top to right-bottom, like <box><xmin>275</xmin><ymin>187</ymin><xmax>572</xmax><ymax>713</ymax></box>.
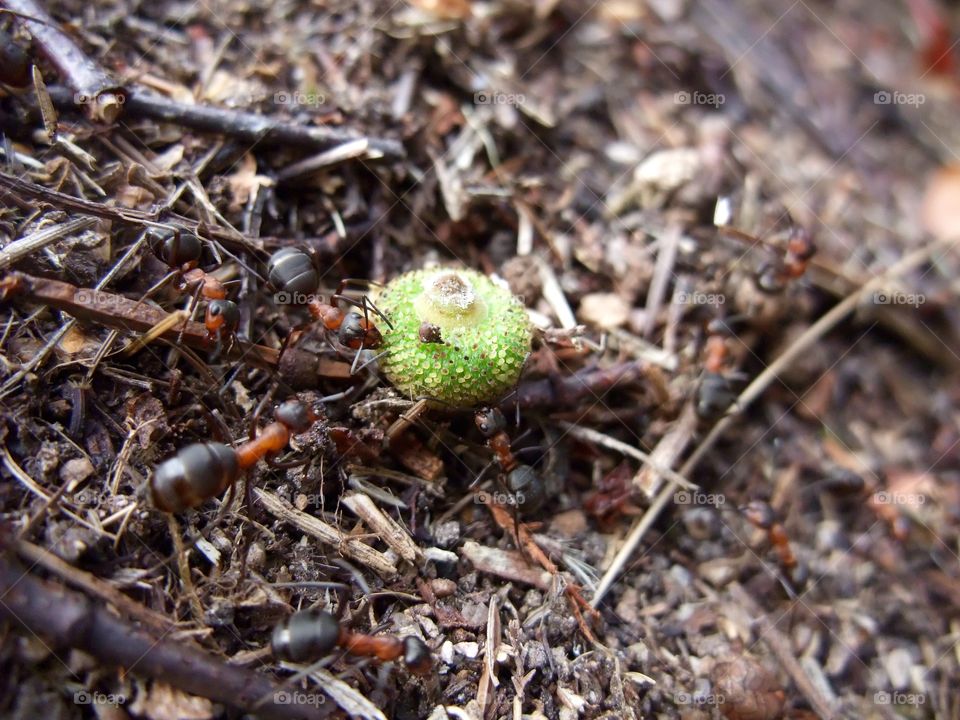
<box><xmin>512</xmin><ymin>360</ymin><xmax>648</xmax><ymax>410</ymax></box>
<box><xmin>15</xmin><ymin>539</ymin><xmax>174</xmax><ymax>635</ymax></box>
<box><xmin>728</xmin><ymin>583</ymin><xmax>837</xmax><ymax>719</ymax></box>
<box><xmin>3</xmin><ymin>0</ymin><xmax>403</xmax><ymax>156</ymax></box>
<box><xmin>3</xmin><ymin>0</ymin><xmax>124</xmax><ymax>122</ymax></box>
<box><xmin>276</xmin><ymin>139</ymin><xmax>380</xmax><ymax>183</ymax></box>
<box><xmin>555</xmin><ymin>419</ymin><xmax>697</xmax><ymax>492</ymax></box>
<box><xmin>1</xmin><ymin>271</ymin><xmax>276</xmax><ymax>367</ymax></box>
<box><xmin>0</xmin><ymin>217</ymin><xmax>97</xmax><ymax>269</ymax></box>
<box><xmin>631</xmin><ymin>403</ymin><xmax>698</xmax><ymax>497</ymax></box>
<box><xmin>252</xmin><ymin>488</ymin><xmax>398</xmax><ymax>578</ymax></box>
<box><xmin>590</xmin><ymin>236</ymin><xmax>953</xmax><ymax>607</ymax></box>
<box><xmin>114</xmin><ymin>87</ymin><xmax>404</xmax><ymax>159</ymax></box>
<box><xmin>460</xmin><ymin>541</ymin><xmax>552</xmax><ymax>590</ymax></box>
<box><xmin>0</xmin><ymin>270</ymin><xmax>353</xmax><ymax>379</ymax></box>
<box><xmin>641</xmin><ymin>224</ymin><xmax>680</xmax><ymax>339</ymax></box>
<box><xmin>340</xmin><ymin>493</ymin><xmax>422</xmax><ymax>564</ymax></box>
<box><xmin>0</xmin><ymin>548</ymin><xmax>330</xmax><ymax>720</ymax></box>
<box><xmin>0</xmin><ymin>171</ymin><xmax>259</xmax><ymax>253</ymax></box>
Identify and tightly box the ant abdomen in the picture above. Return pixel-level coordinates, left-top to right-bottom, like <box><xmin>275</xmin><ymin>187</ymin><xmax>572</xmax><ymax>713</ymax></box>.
<box><xmin>402</xmin><ymin>637</ymin><xmax>432</xmax><ymax>675</ymax></box>
<box><xmin>268</xmin><ymin>248</ymin><xmax>318</xmax><ymax>298</ymax></box>
<box><xmin>151</xmin><ymin>442</ymin><xmax>239</xmax><ymax>513</ymax></box>
<box><xmin>507</xmin><ymin>465</ymin><xmax>545</xmax><ymax>512</ymax></box>
<box><xmin>147</xmin><ymin>227</ymin><xmax>202</xmax><ymax>268</ymax></box>
<box><xmin>272</xmin><ymin>608</ymin><xmax>340</xmax><ymax>663</ymax></box>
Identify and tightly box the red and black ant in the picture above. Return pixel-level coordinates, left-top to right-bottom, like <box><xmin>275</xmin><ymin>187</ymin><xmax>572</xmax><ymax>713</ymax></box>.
<box><xmin>584</xmin><ymin>461</ymin><xmax>641</xmax><ymax>527</ymax></box>
<box><xmin>474</xmin><ymin>407</ymin><xmax>546</xmax><ymax>513</ymax></box>
<box><xmin>742</xmin><ymin>500</ymin><xmax>808</xmax><ymax>587</ymax></box>
<box><xmin>267</xmin><ymin>247</ymin><xmax>389</xmax><ymax>370</ymax></box>
<box><xmin>144</xmin><ymin>227</ymin><xmax>240</xmax><ymax>351</ymax></box>
<box><xmin>150</xmin><ymin>399</ymin><xmax>319</xmax><ymax>512</ymax></box>
<box><xmin>271</xmin><ymin>608</ymin><xmax>432</xmax><ymax>675</ymax></box>
<box><xmin>696</xmin><ymin>319</ymin><xmax>741</xmax><ymax>422</ymax></box>
<box><xmin>755</xmin><ymin>227</ymin><xmax>817</xmax><ymax>294</ymax></box>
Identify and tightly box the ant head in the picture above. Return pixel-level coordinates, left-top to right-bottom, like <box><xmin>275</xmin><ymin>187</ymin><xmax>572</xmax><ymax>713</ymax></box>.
<box><xmin>271</xmin><ymin>609</ymin><xmax>340</xmax><ymax>663</ymax></box>
<box><xmin>148</xmin><ymin>227</ymin><xmax>202</xmax><ymax>268</ymax></box>
<box><xmin>205</xmin><ymin>300</ymin><xmax>239</xmax><ymax>335</ymax></box>
<box><xmin>474</xmin><ymin>407</ymin><xmax>506</xmax><ymax>437</ymax></box>
<box><xmin>268</xmin><ymin>247</ymin><xmax>319</xmax><ymax>298</ymax></box>
<box><xmin>788</xmin><ymin>227</ymin><xmax>816</xmax><ymax>260</ymax></box>
<box><xmin>275</xmin><ymin>399</ymin><xmax>318</xmax><ymax>433</ymax></box>
<box><xmin>741</xmin><ymin>500</ymin><xmax>775</xmax><ymax>529</ymax></box>
<box><xmin>339</xmin><ymin>312</ymin><xmax>382</xmax><ymax>350</ymax></box>
<box><xmin>402</xmin><ymin>636</ymin><xmax>432</xmax><ymax>675</ymax></box>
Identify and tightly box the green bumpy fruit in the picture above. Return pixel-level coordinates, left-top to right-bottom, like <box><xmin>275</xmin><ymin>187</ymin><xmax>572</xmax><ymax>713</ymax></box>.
<box><xmin>376</xmin><ymin>268</ymin><xmax>532</xmax><ymax>407</ymax></box>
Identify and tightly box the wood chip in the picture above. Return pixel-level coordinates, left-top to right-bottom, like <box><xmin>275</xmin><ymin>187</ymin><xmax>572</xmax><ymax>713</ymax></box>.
<box><xmin>253</xmin><ymin>489</ymin><xmax>397</xmax><ymax>578</ymax></box>
<box><xmin>341</xmin><ymin>492</ymin><xmax>422</xmax><ymax>564</ymax></box>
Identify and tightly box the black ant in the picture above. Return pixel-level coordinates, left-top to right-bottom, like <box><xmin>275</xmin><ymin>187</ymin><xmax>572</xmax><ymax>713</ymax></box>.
<box><xmin>742</xmin><ymin>500</ymin><xmax>808</xmax><ymax>587</ymax></box>
<box><xmin>474</xmin><ymin>407</ymin><xmax>546</xmax><ymax>513</ymax></box>
<box><xmin>150</xmin><ymin>399</ymin><xmax>319</xmax><ymax>512</ymax></box>
<box><xmin>144</xmin><ymin>227</ymin><xmax>240</xmax><ymax>350</ymax></box>
<box><xmin>271</xmin><ymin>608</ymin><xmax>432</xmax><ymax>675</ymax></box>
<box><xmin>267</xmin><ymin>247</ymin><xmax>389</xmax><ymax>369</ymax></box>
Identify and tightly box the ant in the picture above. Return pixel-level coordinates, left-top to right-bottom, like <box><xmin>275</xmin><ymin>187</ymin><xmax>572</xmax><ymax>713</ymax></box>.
<box><xmin>150</xmin><ymin>399</ymin><xmax>318</xmax><ymax>512</ymax></box>
<box><xmin>267</xmin><ymin>247</ymin><xmax>390</xmax><ymax>370</ymax></box>
<box><xmin>418</xmin><ymin>322</ymin><xmax>443</xmax><ymax>344</ymax></box>
<box><xmin>742</xmin><ymin>500</ymin><xmax>808</xmax><ymax>587</ymax></box>
<box><xmin>474</xmin><ymin>407</ymin><xmax>546</xmax><ymax>513</ymax></box>
<box><xmin>144</xmin><ymin>227</ymin><xmax>240</xmax><ymax>350</ymax></box>
<box><xmin>755</xmin><ymin>228</ymin><xmax>817</xmax><ymax>294</ymax></box>
<box><xmin>584</xmin><ymin>461</ymin><xmax>641</xmax><ymax>527</ymax></box>
<box><xmin>696</xmin><ymin>319</ymin><xmax>741</xmax><ymax>422</ymax></box>
<box><xmin>271</xmin><ymin>608</ymin><xmax>432</xmax><ymax>675</ymax></box>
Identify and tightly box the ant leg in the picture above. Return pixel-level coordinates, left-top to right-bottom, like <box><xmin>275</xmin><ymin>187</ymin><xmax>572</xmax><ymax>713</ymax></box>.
<box><xmin>133</xmin><ymin>269</ymin><xmax>179</xmax><ymax>310</ymax></box>
<box><xmin>468</xmin><ymin>461</ymin><xmax>495</xmax><ymax>489</ymax></box>
<box><xmin>249</xmin><ymin>382</ymin><xmax>278</xmax><ymax>440</ymax></box>
<box><xmin>331</xmin><ymin>283</ymin><xmax>392</xmax><ymax>329</ymax></box>
<box><xmin>166</xmin><ymin>514</ymin><xmax>204</xmax><ymax>622</ymax></box>
<box><xmin>352</xmin><ymin>348</ymin><xmax>389</xmax><ymax>375</ymax></box>
<box><xmin>175</xmin><ymin>282</ymin><xmax>205</xmax><ymax>347</ymax></box>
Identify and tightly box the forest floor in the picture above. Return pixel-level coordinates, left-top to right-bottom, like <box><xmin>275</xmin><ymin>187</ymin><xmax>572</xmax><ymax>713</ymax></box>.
<box><xmin>1</xmin><ymin>0</ymin><xmax>959</xmax><ymax>719</ymax></box>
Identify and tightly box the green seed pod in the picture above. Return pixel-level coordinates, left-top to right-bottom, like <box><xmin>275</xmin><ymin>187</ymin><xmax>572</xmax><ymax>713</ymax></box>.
<box><xmin>376</xmin><ymin>268</ymin><xmax>532</xmax><ymax>407</ymax></box>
